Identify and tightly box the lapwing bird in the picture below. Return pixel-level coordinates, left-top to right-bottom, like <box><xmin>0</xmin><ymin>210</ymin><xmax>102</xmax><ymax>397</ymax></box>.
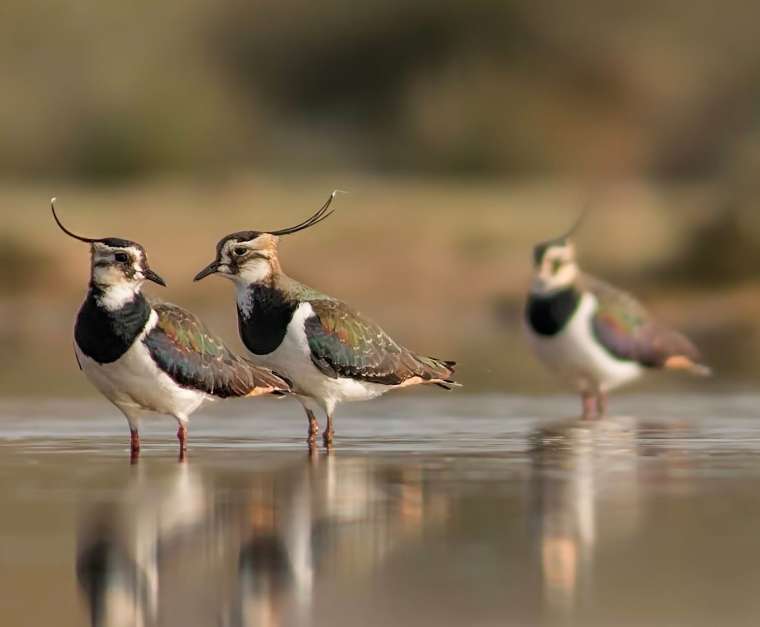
<box><xmin>194</xmin><ymin>192</ymin><xmax>458</xmax><ymax>447</ymax></box>
<box><xmin>52</xmin><ymin>200</ymin><xmax>291</xmax><ymax>459</ymax></box>
<box><xmin>525</xmin><ymin>218</ymin><xmax>711</xmax><ymax>419</ymax></box>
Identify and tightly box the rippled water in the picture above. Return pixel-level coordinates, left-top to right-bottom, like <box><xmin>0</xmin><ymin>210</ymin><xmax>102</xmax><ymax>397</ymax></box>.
<box><xmin>2</xmin><ymin>394</ymin><xmax>760</xmax><ymax>626</ymax></box>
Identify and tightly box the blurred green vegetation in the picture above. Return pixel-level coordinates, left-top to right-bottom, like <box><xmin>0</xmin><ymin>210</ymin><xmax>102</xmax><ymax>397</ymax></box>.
<box><xmin>3</xmin><ymin>0</ymin><xmax>760</xmax><ymax>181</ymax></box>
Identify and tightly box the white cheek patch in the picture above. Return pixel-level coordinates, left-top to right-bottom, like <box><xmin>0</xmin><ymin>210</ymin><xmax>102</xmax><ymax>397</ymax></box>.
<box><xmin>237</xmin><ymin>258</ymin><xmax>272</xmax><ymax>284</ymax></box>
<box><xmin>532</xmin><ymin>261</ymin><xmax>579</xmax><ymax>294</ymax></box>
<box><xmin>93</xmin><ymin>265</ymin><xmax>125</xmax><ymax>284</ymax></box>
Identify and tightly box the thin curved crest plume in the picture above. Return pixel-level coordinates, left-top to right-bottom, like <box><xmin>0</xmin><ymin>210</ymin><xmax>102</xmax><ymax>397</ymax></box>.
<box><xmin>50</xmin><ymin>197</ymin><xmax>102</xmax><ymax>243</ymax></box>
<box><xmin>558</xmin><ymin>203</ymin><xmax>592</xmax><ymax>241</ymax></box>
<box><xmin>267</xmin><ymin>190</ymin><xmax>348</xmax><ymax>236</ymax></box>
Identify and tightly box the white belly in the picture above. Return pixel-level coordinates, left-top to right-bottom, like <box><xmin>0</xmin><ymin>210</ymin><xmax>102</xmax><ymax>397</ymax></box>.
<box><xmin>527</xmin><ymin>292</ymin><xmax>642</xmax><ymax>393</ymax></box>
<box><xmin>76</xmin><ymin>311</ymin><xmax>209</xmax><ymax>422</ymax></box>
<box><xmin>247</xmin><ymin>303</ymin><xmax>389</xmax><ymax>414</ymax></box>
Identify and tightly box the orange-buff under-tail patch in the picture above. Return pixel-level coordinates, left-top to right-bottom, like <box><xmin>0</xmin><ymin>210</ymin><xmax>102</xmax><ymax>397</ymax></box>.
<box><xmin>664</xmin><ymin>356</ymin><xmax>712</xmax><ymax>377</ymax></box>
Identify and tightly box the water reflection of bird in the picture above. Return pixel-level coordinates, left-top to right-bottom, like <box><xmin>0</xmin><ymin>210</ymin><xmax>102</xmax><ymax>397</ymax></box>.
<box><xmin>76</xmin><ymin>526</ymin><xmax>156</xmax><ymax>627</ymax></box>
<box><xmin>76</xmin><ymin>462</ymin><xmax>212</xmax><ymax>627</ymax></box>
<box><xmin>529</xmin><ymin>417</ymin><xmax>642</xmax><ymax>614</ymax></box>
<box><xmin>524</xmin><ymin>216</ymin><xmax>710</xmax><ymax>419</ymax></box>
<box><xmin>232</xmin><ymin>454</ymin><xmax>447</xmax><ymax>627</ymax></box>
<box><xmin>76</xmin><ymin>455</ymin><xmax>447</xmax><ymax>627</ymax></box>
<box><xmin>194</xmin><ymin>192</ymin><xmax>458</xmax><ymax>448</ymax></box>
<box><xmin>52</xmin><ymin>201</ymin><xmax>290</xmax><ymax>460</ymax></box>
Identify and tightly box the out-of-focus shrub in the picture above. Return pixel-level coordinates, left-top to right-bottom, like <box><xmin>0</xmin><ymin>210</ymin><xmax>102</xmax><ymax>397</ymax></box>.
<box><xmin>0</xmin><ymin>235</ymin><xmax>51</xmax><ymax>294</ymax></box>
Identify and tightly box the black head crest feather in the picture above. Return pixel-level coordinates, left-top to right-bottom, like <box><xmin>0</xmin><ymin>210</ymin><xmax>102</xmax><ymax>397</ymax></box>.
<box><xmin>51</xmin><ymin>198</ymin><xmax>138</xmax><ymax>249</ymax></box>
<box><xmin>267</xmin><ymin>191</ymin><xmax>344</xmax><ymax>236</ymax></box>
<box><xmin>51</xmin><ymin>198</ymin><xmax>104</xmax><ymax>243</ymax></box>
<box><xmin>558</xmin><ymin>205</ymin><xmax>590</xmax><ymax>241</ymax></box>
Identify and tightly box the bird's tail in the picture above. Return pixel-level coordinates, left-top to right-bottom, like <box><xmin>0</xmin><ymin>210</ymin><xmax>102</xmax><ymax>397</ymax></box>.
<box><xmin>417</xmin><ymin>356</ymin><xmax>461</xmax><ymax>390</ymax></box>
<box><xmin>245</xmin><ymin>366</ymin><xmax>293</xmax><ymax>397</ymax></box>
<box><xmin>664</xmin><ymin>355</ymin><xmax>713</xmax><ymax>377</ymax></box>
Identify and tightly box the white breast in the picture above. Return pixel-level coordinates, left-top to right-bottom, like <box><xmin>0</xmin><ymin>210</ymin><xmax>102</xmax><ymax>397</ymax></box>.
<box><xmin>76</xmin><ymin>310</ymin><xmax>209</xmax><ymax>421</ymax></box>
<box><xmin>526</xmin><ymin>292</ymin><xmax>642</xmax><ymax>393</ymax></box>
<box><xmin>247</xmin><ymin>302</ymin><xmax>389</xmax><ymax>414</ymax></box>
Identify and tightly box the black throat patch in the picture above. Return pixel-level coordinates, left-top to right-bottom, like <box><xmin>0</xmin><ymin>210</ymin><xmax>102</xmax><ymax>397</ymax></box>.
<box><xmin>75</xmin><ymin>288</ymin><xmax>151</xmax><ymax>363</ymax></box>
<box><xmin>238</xmin><ymin>284</ymin><xmax>298</xmax><ymax>355</ymax></box>
<box><xmin>526</xmin><ymin>287</ymin><xmax>581</xmax><ymax>337</ymax></box>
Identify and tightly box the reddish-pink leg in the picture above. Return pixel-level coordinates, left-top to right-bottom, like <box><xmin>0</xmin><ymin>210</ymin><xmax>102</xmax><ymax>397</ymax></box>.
<box><xmin>130</xmin><ymin>429</ymin><xmax>140</xmax><ymax>462</ymax></box>
<box><xmin>177</xmin><ymin>424</ymin><xmax>188</xmax><ymax>461</ymax></box>
<box><xmin>323</xmin><ymin>414</ymin><xmax>335</xmax><ymax>448</ymax></box>
<box><xmin>306</xmin><ymin>409</ymin><xmax>319</xmax><ymax>448</ymax></box>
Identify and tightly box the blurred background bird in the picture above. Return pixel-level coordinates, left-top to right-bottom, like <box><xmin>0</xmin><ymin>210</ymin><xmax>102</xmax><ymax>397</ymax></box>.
<box><xmin>524</xmin><ymin>218</ymin><xmax>711</xmax><ymax>417</ymax></box>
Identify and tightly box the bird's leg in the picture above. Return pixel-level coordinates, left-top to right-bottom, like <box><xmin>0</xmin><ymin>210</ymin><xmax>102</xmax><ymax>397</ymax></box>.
<box><xmin>305</xmin><ymin>409</ymin><xmax>319</xmax><ymax>447</ymax></box>
<box><xmin>177</xmin><ymin>423</ymin><xmax>188</xmax><ymax>461</ymax></box>
<box><xmin>130</xmin><ymin>429</ymin><xmax>140</xmax><ymax>462</ymax></box>
<box><xmin>323</xmin><ymin>414</ymin><xmax>335</xmax><ymax>448</ymax></box>
<box><xmin>596</xmin><ymin>391</ymin><xmax>609</xmax><ymax>417</ymax></box>
<box><xmin>581</xmin><ymin>391</ymin><xmax>596</xmax><ymax>420</ymax></box>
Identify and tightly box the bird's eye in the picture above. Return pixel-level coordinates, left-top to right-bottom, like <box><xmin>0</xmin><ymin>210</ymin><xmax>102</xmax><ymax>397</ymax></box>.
<box><xmin>233</xmin><ymin>246</ymin><xmax>248</xmax><ymax>257</ymax></box>
<box><xmin>551</xmin><ymin>259</ymin><xmax>563</xmax><ymax>274</ymax></box>
<box><xmin>114</xmin><ymin>252</ymin><xmax>129</xmax><ymax>263</ymax></box>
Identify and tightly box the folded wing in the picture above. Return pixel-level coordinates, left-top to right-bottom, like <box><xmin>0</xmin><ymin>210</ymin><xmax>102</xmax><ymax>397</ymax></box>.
<box><xmin>305</xmin><ymin>299</ymin><xmax>457</xmax><ymax>387</ymax></box>
<box><xmin>586</xmin><ymin>275</ymin><xmax>710</xmax><ymax>375</ymax></box>
<box><xmin>145</xmin><ymin>303</ymin><xmax>291</xmax><ymax>398</ymax></box>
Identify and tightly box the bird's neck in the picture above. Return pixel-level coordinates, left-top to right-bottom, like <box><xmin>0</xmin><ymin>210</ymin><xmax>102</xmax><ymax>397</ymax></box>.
<box><xmin>529</xmin><ymin>274</ymin><xmax>580</xmax><ymax>297</ymax></box>
<box><xmin>235</xmin><ymin>273</ymin><xmax>300</xmax><ymax>356</ymax></box>
<box><xmin>235</xmin><ymin>269</ymin><xmax>303</xmax><ymax>316</ymax></box>
<box><xmin>90</xmin><ymin>280</ymin><xmax>143</xmax><ymax>312</ymax></box>
<box><xmin>526</xmin><ymin>285</ymin><xmax>582</xmax><ymax>337</ymax></box>
<box><xmin>75</xmin><ymin>286</ymin><xmax>153</xmax><ymax>363</ymax></box>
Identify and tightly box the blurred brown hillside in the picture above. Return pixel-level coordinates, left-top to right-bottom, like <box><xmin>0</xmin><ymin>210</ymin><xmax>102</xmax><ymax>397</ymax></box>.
<box><xmin>4</xmin><ymin>1</ymin><xmax>760</xmax><ymax>395</ymax></box>
<box><xmin>2</xmin><ymin>178</ymin><xmax>760</xmax><ymax>397</ymax></box>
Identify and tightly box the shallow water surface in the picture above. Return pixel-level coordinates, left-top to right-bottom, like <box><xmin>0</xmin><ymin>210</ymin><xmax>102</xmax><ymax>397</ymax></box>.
<box><xmin>2</xmin><ymin>394</ymin><xmax>760</xmax><ymax>626</ymax></box>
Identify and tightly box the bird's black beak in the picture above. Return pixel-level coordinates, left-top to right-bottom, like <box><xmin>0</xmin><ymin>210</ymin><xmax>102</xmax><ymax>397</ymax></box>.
<box><xmin>194</xmin><ymin>261</ymin><xmax>220</xmax><ymax>282</ymax></box>
<box><xmin>143</xmin><ymin>268</ymin><xmax>167</xmax><ymax>287</ymax></box>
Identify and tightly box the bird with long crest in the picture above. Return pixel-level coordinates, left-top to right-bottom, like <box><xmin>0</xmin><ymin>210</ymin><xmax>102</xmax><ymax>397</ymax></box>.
<box><xmin>52</xmin><ymin>199</ymin><xmax>291</xmax><ymax>460</ymax></box>
<box><xmin>525</xmin><ymin>207</ymin><xmax>711</xmax><ymax>418</ymax></box>
<box><xmin>195</xmin><ymin>192</ymin><xmax>458</xmax><ymax>448</ymax></box>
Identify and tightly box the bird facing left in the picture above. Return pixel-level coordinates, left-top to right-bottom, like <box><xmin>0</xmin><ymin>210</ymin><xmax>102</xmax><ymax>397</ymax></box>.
<box><xmin>52</xmin><ymin>199</ymin><xmax>292</xmax><ymax>460</ymax></box>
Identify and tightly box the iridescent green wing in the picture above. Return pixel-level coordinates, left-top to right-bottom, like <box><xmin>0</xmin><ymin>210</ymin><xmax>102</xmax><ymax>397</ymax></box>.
<box><xmin>586</xmin><ymin>275</ymin><xmax>703</xmax><ymax>368</ymax></box>
<box><xmin>145</xmin><ymin>303</ymin><xmax>290</xmax><ymax>398</ymax></box>
<box><xmin>305</xmin><ymin>299</ymin><xmax>456</xmax><ymax>385</ymax></box>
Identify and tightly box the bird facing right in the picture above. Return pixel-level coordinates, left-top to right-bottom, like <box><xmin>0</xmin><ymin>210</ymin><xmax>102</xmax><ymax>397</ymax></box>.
<box><xmin>524</xmin><ymin>219</ymin><xmax>711</xmax><ymax>419</ymax></box>
<box><xmin>53</xmin><ymin>200</ymin><xmax>290</xmax><ymax>460</ymax></box>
